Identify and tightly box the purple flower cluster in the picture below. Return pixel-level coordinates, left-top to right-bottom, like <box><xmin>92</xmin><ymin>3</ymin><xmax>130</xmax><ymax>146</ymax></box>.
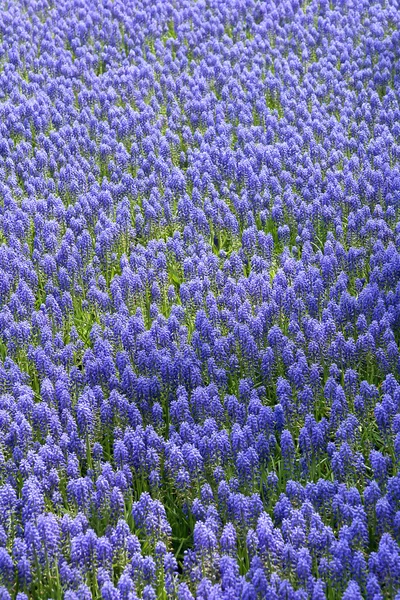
<box><xmin>0</xmin><ymin>0</ymin><xmax>399</xmax><ymax>597</ymax></box>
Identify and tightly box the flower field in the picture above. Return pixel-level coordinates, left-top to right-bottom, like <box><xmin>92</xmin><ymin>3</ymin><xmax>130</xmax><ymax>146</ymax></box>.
<box><xmin>0</xmin><ymin>0</ymin><xmax>400</xmax><ymax>597</ymax></box>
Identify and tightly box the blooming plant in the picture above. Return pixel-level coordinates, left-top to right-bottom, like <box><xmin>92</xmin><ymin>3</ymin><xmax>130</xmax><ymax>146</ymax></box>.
<box><xmin>0</xmin><ymin>0</ymin><xmax>399</xmax><ymax>598</ymax></box>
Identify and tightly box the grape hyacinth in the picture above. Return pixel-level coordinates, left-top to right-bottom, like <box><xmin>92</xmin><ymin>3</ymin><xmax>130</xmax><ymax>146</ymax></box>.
<box><xmin>0</xmin><ymin>0</ymin><xmax>399</xmax><ymax>597</ymax></box>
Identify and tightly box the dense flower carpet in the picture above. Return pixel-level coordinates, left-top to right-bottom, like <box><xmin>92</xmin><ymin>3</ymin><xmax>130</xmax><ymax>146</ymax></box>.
<box><xmin>0</xmin><ymin>0</ymin><xmax>400</xmax><ymax>597</ymax></box>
